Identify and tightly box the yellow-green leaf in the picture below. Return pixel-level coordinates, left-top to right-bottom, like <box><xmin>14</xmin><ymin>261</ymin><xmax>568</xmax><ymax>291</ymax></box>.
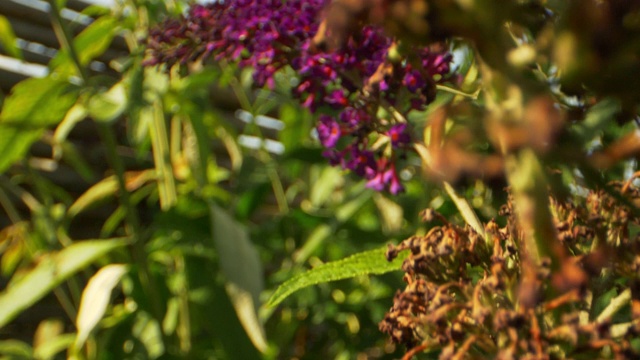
<box><xmin>0</xmin><ymin>239</ymin><xmax>127</xmax><ymax>329</ymax></box>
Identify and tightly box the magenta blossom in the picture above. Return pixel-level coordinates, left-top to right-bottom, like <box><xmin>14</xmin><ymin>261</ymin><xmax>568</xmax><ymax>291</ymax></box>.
<box><xmin>388</xmin><ymin>124</ymin><xmax>411</xmax><ymax>148</ymax></box>
<box><xmin>146</xmin><ymin>0</ymin><xmax>452</xmax><ymax>195</ymax></box>
<box><xmin>317</xmin><ymin>115</ymin><xmax>341</xmax><ymax>148</ymax></box>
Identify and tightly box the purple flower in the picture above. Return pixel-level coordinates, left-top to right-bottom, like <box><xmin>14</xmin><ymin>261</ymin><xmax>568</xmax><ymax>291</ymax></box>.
<box><xmin>386</xmin><ymin>165</ymin><xmax>405</xmax><ymax>195</ymax></box>
<box><xmin>387</xmin><ymin>124</ymin><xmax>411</xmax><ymax>148</ymax></box>
<box><xmin>402</xmin><ymin>69</ymin><xmax>426</xmax><ymax>93</ymax></box>
<box><xmin>145</xmin><ymin>0</ymin><xmax>453</xmax><ymax>195</ymax></box>
<box><xmin>365</xmin><ymin>161</ymin><xmax>405</xmax><ymax>194</ymax></box>
<box><xmin>325</xmin><ymin>89</ymin><xmax>349</xmax><ymax>108</ymax></box>
<box><xmin>344</xmin><ymin>146</ymin><xmax>376</xmax><ymax>177</ymax></box>
<box><xmin>316</xmin><ymin>115</ymin><xmax>341</xmax><ymax>148</ymax></box>
<box><xmin>339</xmin><ymin>107</ymin><xmax>370</xmax><ymax>131</ymax></box>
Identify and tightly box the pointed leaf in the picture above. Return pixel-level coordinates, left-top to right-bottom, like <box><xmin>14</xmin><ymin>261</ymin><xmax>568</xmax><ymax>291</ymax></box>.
<box><xmin>267</xmin><ymin>246</ymin><xmax>406</xmax><ymax>308</ymax></box>
<box><xmin>146</xmin><ymin>100</ymin><xmax>177</xmax><ymax>210</ymax></box>
<box><xmin>74</xmin><ymin>17</ymin><xmax>119</xmax><ymax>66</ymax></box>
<box><xmin>443</xmin><ymin>181</ymin><xmax>487</xmax><ymax>239</ymax></box>
<box><xmin>75</xmin><ymin>264</ymin><xmax>128</xmax><ymax>350</ymax></box>
<box><xmin>53</xmin><ymin>103</ymin><xmax>88</xmax><ymax>160</ymax></box>
<box><xmin>0</xmin><ymin>77</ymin><xmax>78</xmax><ymax>126</ymax></box>
<box><xmin>34</xmin><ymin>334</ymin><xmax>74</xmax><ymax>360</ymax></box>
<box><xmin>68</xmin><ymin>176</ymin><xmax>118</xmax><ymax>218</ymax></box>
<box><xmin>0</xmin><ymin>16</ymin><xmax>23</xmax><ymax>59</ymax></box>
<box><xmin>51</xmin><ymin>16</ymin><xmax>119</xmax><ymax>75</ymax></box>
<box><xmin>0</xmin><ymin>340</ymin><xmax>32</xmax><ymax>358</ymax></box>
<box><xmin>210</xmin><ymin>205</ymin><xmax>266</xmax><ymax>352</ymax></box>
<box><xmin>0</xmin><ymin>239</ymin><xmax>127</xmax><ymax>328</ymax></box>
<box><xmin>0</xmin><ymin>77</ymin><xmax>78</xmax><ymax>174</ymax></box>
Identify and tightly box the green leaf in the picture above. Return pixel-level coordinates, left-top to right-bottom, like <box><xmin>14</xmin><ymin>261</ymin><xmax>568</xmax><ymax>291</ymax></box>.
<box><xmin>310</xmin><ymin>167</ymin><xmax>343</xmax><ymax>207</ymax></box>
<box><xmin>34</xmin><ymin>334</ymin><xmax>74</xmax><ymax>360</ymax></box>
<box><xmin>267</xmin><ymin>246</ymin><xmax>406</xmax><ymax>308</ymax></box>
<box><xmin>0</xmin><ymin>340</ymin><xmax>32</xmax><ymax>358</ymax></box>
<box><xmin>0</xmin><ymin>77</ymin><xmax>78</xmax><ymax>126</ymax></box>
<box><xmin>51</xmin><ymin>16</ymin><xmax>119</xmax><ymax>75</ymax></box>
<box><xmin>88</xmin><ymin>82</ymin><xmax>127</xmax><ymax>123</ymax></box>
<box><xmin>74</xmin><ymin>264</ymin><xmax>129</xmax><ymax>351</ymax></box>
<box><xmin>443</xmin><ymin>181</ymin><xmax>487</xmax><ymax>239</ymax></box>
<box><xmin>53</xmin><ymin>103</ymin><xmax>88</xmax><ymax>159</ymax></box>
<box><xmin>68</xmin><ymin>176</ymin><xmax>119</xmax><ymax>218</ymax></box>
<box><xmin>0</xmin><ymin>239</ymin><xmax>127</xmax><ymax>329</ymax></box>
<box><xmin>571</xmin><ymin>97</ymin><xmax>620</xmax><ymax>142</ymax></box>
<box><xmin>0</xmin><ymin>77</ymin><xmax>78</xmax><ymax>174</ymax></box>
<box><xmin>145</xmin><ymin>100</ymin><xmax>177</xmax><ymax>210</ymax></box>
<box><xmin>210</xmin><ymin>205</ymin><xmax>266</xmax><ymax>352</ymax></box>
<box><xmin>0</xmin><ymin>15</ymin><xmax>23</xmax><ymax>59</ymax></box>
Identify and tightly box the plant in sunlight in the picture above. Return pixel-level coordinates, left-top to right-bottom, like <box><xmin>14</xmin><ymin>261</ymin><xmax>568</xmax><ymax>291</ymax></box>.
<box><xmin>2</xmin><ymin>0</ymin><xmax>640</xmax><ymax>359</ymax></box>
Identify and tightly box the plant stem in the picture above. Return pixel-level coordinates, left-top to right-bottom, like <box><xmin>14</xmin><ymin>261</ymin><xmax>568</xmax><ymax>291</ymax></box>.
<box><xmin>98</xmin><ymin>124</ymin><xmax>165</xmax><ymax>327</ymax></box>
<box><xmin>597</xmin><ymin>289</ymin><xmax>631</xmax><ymax>324</ymax></box>
<box><xmin>48</xmin><ymin>0</ymin><xmax>89</xmax><ymax>82</ymax></box>
<box><xmin>48</xmin><ymin>0</ymin><xmax>168</xmax><ymax>348</ymax></box>
<box><xmin>0</xmin><ymin>186</ymin><xmax>21</xmax><ymax>224</ymax></box>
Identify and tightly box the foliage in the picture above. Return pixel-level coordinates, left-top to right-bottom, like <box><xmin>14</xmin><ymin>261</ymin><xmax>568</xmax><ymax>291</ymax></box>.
<box><xmin>0</xmin><ymin>0</ymin><xmax>639</xmax><ymax>359</ymax></box>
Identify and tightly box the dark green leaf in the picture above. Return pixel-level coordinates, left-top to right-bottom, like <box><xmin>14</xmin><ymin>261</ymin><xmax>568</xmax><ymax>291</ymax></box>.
<box><xmin>570</xmin><ymin>97</ymin><xmax>621</xmax><ymax>143</ymax></box>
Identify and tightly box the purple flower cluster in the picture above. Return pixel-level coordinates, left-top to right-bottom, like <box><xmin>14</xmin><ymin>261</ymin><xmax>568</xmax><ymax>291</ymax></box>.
<box><xmin>146</xmin><ymin>0</ymin><xmax>326</xmax><ymax>88</ymax></box>
<box><xmin>146</xmin><ymin>0</ymin><xmax>453</xmax><ymax>194</ymax></box>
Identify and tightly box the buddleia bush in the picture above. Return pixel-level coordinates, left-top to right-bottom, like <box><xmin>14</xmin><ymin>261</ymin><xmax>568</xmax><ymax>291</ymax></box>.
<box><xmin>143</xmin><ymin>0</ymin><xmax>640</xmax><ymax>358</ymax></box>
<box><xmin>2</xmin><ymin>0</ymin><xmax>638</xmax><ymax>359</ymax></box>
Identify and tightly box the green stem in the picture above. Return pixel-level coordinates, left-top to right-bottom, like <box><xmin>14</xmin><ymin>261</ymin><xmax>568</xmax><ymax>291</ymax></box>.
<box><xmin>98</xmin><ymin>124</ymin><xmax>166</xmax><ymax>330</ymax></box>
<box><xmin>0</xmin><ymin>186</ymin><xmax>21</xmax><ymax>224</ymax></box>
<box><xmin>262</xmin><ymin>153</ymin><xmax>289</xmax><ymax>214</ymax></box>
<box><xmin>48</xmin><ymin>0</ymin><xmax>89</xmax><ymax>82</ymax></box>
<box><xmin>505</xmin><ymin>150</ymin><xmax>559</xmax><ymax>267</ymax></box>
<box><xmin>49</xmin><ymin>0</ymin><xmax>167</xmax><ymax>349</ymax></box>
<box><xmin>0</xmin><ymin>176</ymin><xmax>42</xmax><ymax>213</ymax></box>
<box><xmin>597</xmin><ymin>289</ymin><xmax>631</xmax><ymax>324</ymax></box>
<box><xmin>52</xmin><ymin>287</ymin><xmax>78</xmax><ymax>322</ymax></box>
<box><xmin>436</xmin><ymin>84</ymin><xmax>481</xmax><ymax>99</ymax></box>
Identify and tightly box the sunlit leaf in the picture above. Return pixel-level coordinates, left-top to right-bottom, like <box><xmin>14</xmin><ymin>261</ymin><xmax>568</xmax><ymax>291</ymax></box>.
<box><xmin>145</xmin><ymin>100</ymin><xmax>177</xmax><ymax>210</ymax></box>
<box><xmin>0</xmin><ymin>77</ymin><xmax>78</xmax><ymax>174</ymax></box>
<box><xmin>310</xmin><ymin>167</ymin><xmax>343</xmax><ymax>207</ymax></box>
<box><xmin>34</xmin><ymin>334</ymin><xmax>74</xmax><ymax>360</ymax></box>
<box><xmin>68</xmin><ymin>171</ymin><xmax>155</xmax><ymax>218</ymax></box>
<box><xmin>0</xmin><ymin>239</ymin><xmax>127</xmax><ymax>329</ymax></box>
<box><xmin>443</xmin><ymin>182</ymin><xmax>487</xmax><ymax>239</ymax></box>
<box><xmin>0</xmin><ymin>16</ymin><xmax>23</xmax><ymax>59</ymax></box>
<box><xmin>53</xmin><ymin>103</ymin><xmax>88</xmax><ymax>160</ymax></box>
<box><xmin>0</xmin><ymin>339</ymin><xmax>32</xmax><ymax>358</ymax></box>
<box><xmin>267</xmin><ymin>246</ymin><xmax>406</xmax><ymax>308</ymax></box>
<box><xmin>0</xmin><ymin>222</ymin><xmax>28</xmax><ymax>277</ymax></box>
<box><xmin>67</xmin><ymin>176</ymin><xmax>118</xmax><ymax>218</ymax></box>
<box><xmin>74</xmin><ymin>264</ymin><xmax>129</xmax><ymax>351</ymax></box>
<box><xmin>293</xmin><ymin>224</ymin><xmax>332</xmax><ymax>265</ymax></box>
<box><xmin>88</xmin><ymin>82</ymin><xmax>127</xmax><ymax>123</ymax></box>
<box><xmin>373</xmin><ymin>194</ymin><xmax>404</xmax><ymax>233</ymax></box>
<box><xmin>76</xmin><ymin>16</ymin><xmax>119</xmax><ymax>64</ymax></box>
<box><xmin>50</xmin><ymin>16</ymin><xmax>119</xmax><ymax>75</ymax></box>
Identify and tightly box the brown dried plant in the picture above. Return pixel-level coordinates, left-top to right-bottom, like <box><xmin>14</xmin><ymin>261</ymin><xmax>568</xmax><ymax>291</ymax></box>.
<box><xmin>380</xmin><ymin>181</ymin><xmax>640</xmax><ymax>359</ymax></box>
